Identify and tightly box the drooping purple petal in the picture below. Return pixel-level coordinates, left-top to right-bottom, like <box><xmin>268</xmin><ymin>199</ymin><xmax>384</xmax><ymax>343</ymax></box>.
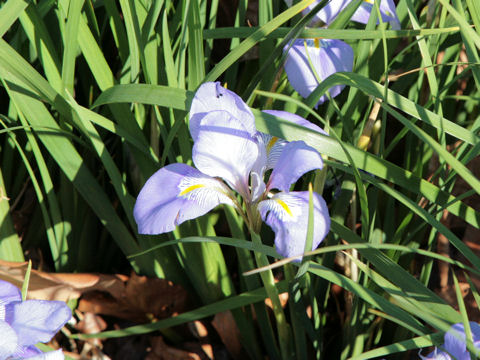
<box><xmin>350</xmin><ymin>0</ymin><xmax>401</xmax><ymax>29</ymax></box>
<box><xmin>284</xmin><ymin>39</ymin><xmax>354</xmax><ymax>106</ymax></box>
<box><xmin>134</xmin><ymin>163</ymin><xmax>234</xmax><ymax>235</ymax></box>
<box><xmin>258</xmin><ymin>191</ymin><xmax>330</xmax><ymax>258</ymax></box>
<box><xmin>263</xmin><ymin>110</ymin><xmax>327</xmax><ymax>135</ymax></box>
<box><xmin>302</xmin><ymin>0</ymin><xmax>350</xmax><ymax>25</ymax></box>
<box><xmin>268</xmin><ymin>141</ymin><xmax>323</xmax><ymax>192</ymax></box>
<box><xmin>192</xmin><ymin>110</ymin><xmax>260</xmax><ymax>197</ymax></box>
<box><xmin>5</xmin><ymin>300</ymin><xmax>71</xmax><ymax>347</ymax></box>
<box><xmin>0</xmin><ymin>281</ymin><xmax>22</xmax><ymax>306</ymax></box>
<box><xmin>0</xmin><ymin>321</ymin><xmax>18</xmax><ymax>359</ymax></box>
<box><xmin>443</xmin><ymin>322</ymin><xmax>480</xmax><ymax>360</ymax></box>
<box><xmin>302</xmin><ymin>0</ymin><xmax>400</xmax><ymax>29</ymax></box>
<box><xmin>261</xmin><ymin>110</ymin><xmax>327</xmax><ymax>170</ymax></box>
<box><xmin>189</xmin><ymin>82</ymin><xmax>256</xmax><ymax>141</ymax></box>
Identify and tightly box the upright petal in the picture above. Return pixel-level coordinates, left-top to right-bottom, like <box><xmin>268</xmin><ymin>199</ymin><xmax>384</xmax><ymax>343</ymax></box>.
<box><xmin>258</xmin><ymin>191</ymin><xmax>330</xmax><ymax>258</ymax></box>
<box><xmin>261</xmin><ymin>110</ymin><xmax>327</xmax><ymax>170</ymax></box>
<box><xmin>0</xmin><ymin>280</ymin><xmax>21</xmax><ymax>307</ymax></box>
<box><xmin>268</xmin><ymin>141</ymin><xmax>323</xmax><ymax>192</ymax></box>
<box><xmin>5</xmin><ymin>300</ymin><xmax>71</xmax><ymax>346</ymax></box>
<box><xmin>303</xmin><ymin>0</ymin><xmax>350</xmax><ymax>25</ymax></box>
<box><xmin>351</xmin><ymin>0</ymin><xmax>401</xmax><ymax>29</ymax></box>
<box><xmin>302</xmin><ymin>0</ymin><xmax>400</xmax><ymax>29</ymax></box>
<box><xmin>192</xmin><ymin>110</ymin><xmax>260</xmax><ymax>197</ymax></box>
<box><xmin>284</xmin><ymin>39</ymin><xmax>354</xmax><ymax>106</ymax></box>
<box><xmin>0</xmin><ymin>321</ymin><xmax>18</xmax><ymax>359</ymax></box>
<box><xmin>444</xmin><ymin>322</ymin><xmax>480</xmax><ymax>360</ymax></box>
<box><xmin>134</xmin><ymin>163</ymin><xmax>234</xmax><ymax>234</ymax></box>
<box><xmin>189</xmin><ymin>82</ymin><xmax>256</xmax><ymax>141</ymax></box>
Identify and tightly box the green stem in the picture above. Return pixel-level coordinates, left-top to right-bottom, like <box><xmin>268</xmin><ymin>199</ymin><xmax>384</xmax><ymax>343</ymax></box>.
<box><xmin>250</xmin><ymin>231</ymin><xmax>293</xmax><ymax>360</ymax></box>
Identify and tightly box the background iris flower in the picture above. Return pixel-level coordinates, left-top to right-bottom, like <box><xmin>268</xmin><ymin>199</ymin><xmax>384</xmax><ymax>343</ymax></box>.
<box><xmin>0</xmin><ymin>280</ymin><xmax>71</xmax><ymax>359</ymax></box>
<box><xmin>299</xmin><ymin>0</ymin><xmax>401</xmax><ymax>29</ymax></box>
<box><xmin>134</xmin><ymin>82</ymin><xmax>331</xmax><ymax>259</ymax></box>
<box><xmin>420</xmin><ymin>322</ymin><xmax>480</xmax><ymax>359</ymax></box>
<box><xmin>284</xmin><ymin>38</ymin><xmax>354</xmax><ymax>106</ymax></box>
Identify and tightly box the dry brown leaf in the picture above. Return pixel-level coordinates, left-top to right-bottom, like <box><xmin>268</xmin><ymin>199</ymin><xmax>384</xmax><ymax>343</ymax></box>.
<box><xmin>211</xmin><ymin>311</ymin><xmax>243</xmax><ymax>359</ymax></box>
<box><xmin>0</xmin><ymin>261</ymin><xmax>188</xmax><ymax>323</ymax></box>
<box><xmin>0</xmin><ymin>260</ymin><xmax>127</xmax><ymax>301</ymax></box>
<box><xmin>436</xmin><ymin>282</ymin><xmax>470</xmax><ymax>308</ymax></box>
<box><xmin>78</xmin><ymin>273</ymin><xmax>188</xmax><ymax>322</ymax></box>
<box><xmin>146</xmin><ymin>336</ymin><xmax>202</xmax><ymax>360</ymax></box>
<box><xmin>264</xmin><ymin>291</ymin><xmax>289</xmax><ymax>310</ymax></box>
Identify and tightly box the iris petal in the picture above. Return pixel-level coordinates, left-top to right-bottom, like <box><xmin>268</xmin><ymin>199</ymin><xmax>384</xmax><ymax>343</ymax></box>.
<box><xmin>0</xmin><ymin>321</ymin><xmax>17</xmax><ymax>359</ymax></box>
<box><xmin>24</xmin><ymin>348</ymin><xmax>64</xmax><ymax>360</ymax></box>
<box><xmin>5</xmin><ymin>300</ymin><xmax>71</xmax><ymax>346</ymax></box>
<box><xmin>189</xmin><ymin>82</ymin><xmax>256</xmax><ymax>141</ymax></box>
<box><xmin>284</xmin><ymin>39</ymin><xmax>354</xmax><ymax>106</ymax></box>
<box><xmin>443</xmin><ymin>322</ymin><xmax>480</xmax><ymax>360</ymax></box>
<box><xmin>0</xmin><ymin>281</ymin><xmax>21</xmax><ymax>308</ymax></box>
<box><xmin>419</xmin><ymin>348</ymin><xmax>451</xmax><ymax>360</ymax></box>
<box><xmin>303</xmin><ymin>0</ymin><xmax>400</xmax><ymax>29</ymax></box>
<box><xmin>262</xmin><ymin>110</ymin><xmax>327</xmax><ymax>136</ymax></box>
<box><xmin>134</xmin><ymin>163</ymin><xmax>234</xmax><ymax>235</ymax></box>
<box><xmin>258</xmin><ymin>191</ymin><xmax>330</xmax><ymax>258</ymax></box>
<box><xmin>268</xmin><ymin>141</ymin><xmax>323</xmax><ymax>192</ymax></box>
<box><xmin>192</xmin><ymin>110</ymin><xmax>260</xmax><ymax>197</ymax></box>
<box><xmin>303</xmin><ymin>0</ymin><xmax>350</xmax><ymax>25</ymax></box>
<box><xmin>350</xmin><ymin>0</ymin><xmax>401</xmax><ymax>29</ymax></box>
<box><xmin>261</xmin><ymin>110</ymin><xmax>327</xmax><ymax>170</ymax></box>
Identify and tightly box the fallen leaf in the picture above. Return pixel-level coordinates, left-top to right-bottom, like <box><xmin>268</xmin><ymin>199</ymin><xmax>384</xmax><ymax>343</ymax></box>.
<box><xmin>146</xmin><ymin>336</ymin><xmax>202</xmax><ymax>360</ymax></box>
<box><xmin>211</xmin><ymin>311</ymin><xmax>244</xmax><ymax>359</ymax></box>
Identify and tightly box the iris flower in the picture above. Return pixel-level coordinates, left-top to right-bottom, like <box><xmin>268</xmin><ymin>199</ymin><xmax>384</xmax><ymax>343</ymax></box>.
<box><xmin>0</xmin><ymin>280</ymin><xmax>71</xmax><ymax>359</ymax></box>
<box><xmin>420</xmin><ymin>322</ymin><xmax>480</xmax><ymax>359</ymax></box>
<box><xmin>284</xmin><ymin>38</ymin><xmax>354</xmax><ymax>106</ymax></box>
<box><xmin>134</xmin><ymin>82</ymin><xmax>331</xmax><ymax>258</ymax></box>
<box><xmin>299</xmin><ymin>0</ymin><xmax>401</xmax><ymax>29</ymax></box>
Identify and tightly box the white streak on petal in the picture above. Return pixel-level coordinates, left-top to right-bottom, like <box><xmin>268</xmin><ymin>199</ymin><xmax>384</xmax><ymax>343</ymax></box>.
<box><xmin>192</xmin><ymin>111</ymin><xmax>259</xmax><ymax>197</ymax></box>
<box><xmin>258</xmin><ymin>191</ymin><xmax>330</xmax><ymax>259</ymax></box>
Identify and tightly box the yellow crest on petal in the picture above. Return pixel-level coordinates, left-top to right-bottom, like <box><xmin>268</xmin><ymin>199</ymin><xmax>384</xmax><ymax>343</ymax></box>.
<box><xmin>274</xmin><ymin>198</ymin><xmax>293</xmax><ymax>217</ymax></box>
<box><xmin>179</xmin><ymin>184</ymin><xmax>205</xmax><ymax>196</ymax></box>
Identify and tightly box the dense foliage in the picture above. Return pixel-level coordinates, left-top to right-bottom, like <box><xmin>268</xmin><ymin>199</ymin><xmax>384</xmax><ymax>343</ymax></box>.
<box><xmin>1</xmin><ymin>0</ymin><xmax>480</xmax><ymax>358</ymax></box>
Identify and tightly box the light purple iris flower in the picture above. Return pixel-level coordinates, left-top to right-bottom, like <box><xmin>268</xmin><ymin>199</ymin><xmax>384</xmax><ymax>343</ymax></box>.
<box><xmin>420</xmin><ymin>322</ymin><xmax>480</xmax><ymax>360</ymax></box>
<box><xmin>134</xmin><ymin>82</ymin><xmax>331</xmax><ymax>258</ymax></box>
<box><xmin>297</xmin><ymin>0</ymin><xmax>400</xmax><ymax>29</ymax></box>
<box><xmin>284</xmin><ymin>38</ymin><xmax>354</xmax><ymax>107</ymax></box>
<box><xmin>0</xmin><ymin>280</ymin><xmax>71</xmax><ymax>359</ymax></box>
